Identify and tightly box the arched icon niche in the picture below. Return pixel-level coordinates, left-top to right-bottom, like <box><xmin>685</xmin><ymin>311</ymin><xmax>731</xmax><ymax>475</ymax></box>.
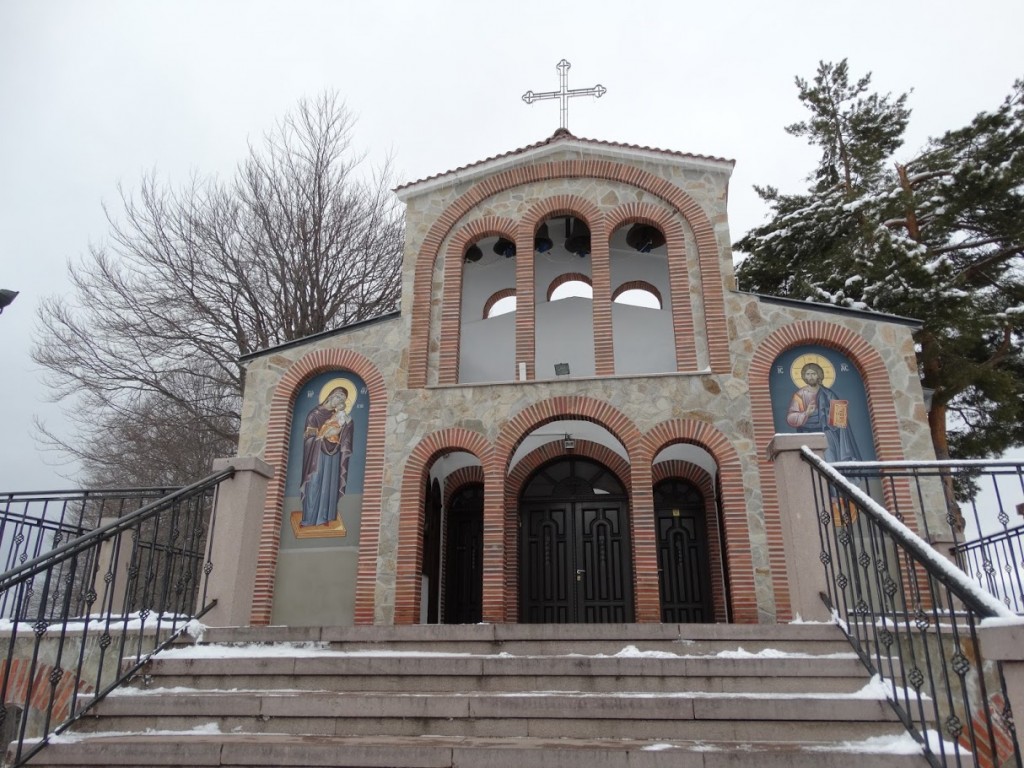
<box><xmin>283</xmin><ymin>370</ymin><xmax>369</xmax><ymax>544</ymax></box>
<box><xmin>768</xmin><ymin>345</ymin><xmax>876</xmax><ymax>463</ymax></box>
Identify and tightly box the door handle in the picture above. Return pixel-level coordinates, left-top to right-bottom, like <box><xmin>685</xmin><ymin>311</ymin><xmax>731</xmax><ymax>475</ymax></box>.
<box><xmin>576</xmin><ymin>568</ymin><xmax>586</xmax><ymax>582</ymax></box>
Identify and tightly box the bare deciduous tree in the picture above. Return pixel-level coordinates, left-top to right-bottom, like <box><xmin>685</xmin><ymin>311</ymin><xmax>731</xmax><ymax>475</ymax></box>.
<box><xmin>34</xmin><ymin>93</ymin><xmax>404</xmax><ymax>487</ymax></box>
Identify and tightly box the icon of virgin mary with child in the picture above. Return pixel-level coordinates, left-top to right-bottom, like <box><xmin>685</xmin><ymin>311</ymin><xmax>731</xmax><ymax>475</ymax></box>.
<box><xmin>299</xmin><ymin>381</ymin><xmax>355</xmax><ymax>529</ymax></box>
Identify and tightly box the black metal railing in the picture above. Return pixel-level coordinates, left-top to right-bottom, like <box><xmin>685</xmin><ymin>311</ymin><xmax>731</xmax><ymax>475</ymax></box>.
<box><xmin>804</xmin><ymin>448</ymin><xmax>1021</xmax><ymax>768</ymax></box>
<box><xmin>0</xmin><ymin>488</ymin><xmax>177</xmax><ymax>619</ymax></box>
<box><xmin>835</xmin><ymin>459</ymin><xmax>1024</xmax><ymax>614</ymax></box>
<box><xmin>955</xmin><ymin>527</ymin><xmax>1024</xmax><ymax>615</ymax></box>
<box><xmin>0</xmin><ymin>467</ymin><xmax>233</xmax><ymax>767</ymax></box>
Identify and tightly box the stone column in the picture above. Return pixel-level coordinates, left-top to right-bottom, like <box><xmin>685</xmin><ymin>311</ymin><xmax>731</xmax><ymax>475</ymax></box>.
<box><xmin>766</xmin><ymin>433</ymin><xmax>830</xmax><ymax>622</ymax></box>
<box><xmin>977</xmin><ymin>621</ymin><xmax>1024</xmax><ymax>760</ymax></box>
<box><xmin>202</xmin><ymin>457</ymin><xmax>274</xmax><ymax>627</ymax></box>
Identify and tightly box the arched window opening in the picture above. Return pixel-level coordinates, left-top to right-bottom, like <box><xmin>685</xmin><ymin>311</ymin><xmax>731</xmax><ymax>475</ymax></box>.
<box><xmin>548</xmin><ymin>273</ymin><xmax>593</xmax><ymax>302</ymax></box>
<box><xmin>483</xmin><ymin>289</ymin><xmax>517</xmax><ymax>319</ymax></box>
<box><xmin>613</xmin><ymin>281</ymin><xmax>662</xmax><ymax>309</ymax></box>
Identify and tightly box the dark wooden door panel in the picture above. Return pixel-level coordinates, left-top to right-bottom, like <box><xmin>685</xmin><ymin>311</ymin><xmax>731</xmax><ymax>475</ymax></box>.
<box><xmin>521</xmin><ymin>501</ymin><xmax>632</xmax><ymax>623</ymax></box>
<box><xmin>655</xmin><ymin>480</ymin><xmax>713</xmax><ymax>623</ymax></box>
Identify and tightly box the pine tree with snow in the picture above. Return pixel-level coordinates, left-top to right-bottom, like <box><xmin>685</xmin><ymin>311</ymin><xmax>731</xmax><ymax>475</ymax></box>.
<box><xmin>736</xmin><ymin>64</ymin><xmax>1024</xmax><ymax>461</ymax></box>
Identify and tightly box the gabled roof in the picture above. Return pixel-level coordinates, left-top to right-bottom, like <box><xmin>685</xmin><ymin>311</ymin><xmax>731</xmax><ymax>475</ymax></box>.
<box><xmin>394</xmin><ymin>128</ymin><xmax>735</xmax><ymax>200</ymax></box>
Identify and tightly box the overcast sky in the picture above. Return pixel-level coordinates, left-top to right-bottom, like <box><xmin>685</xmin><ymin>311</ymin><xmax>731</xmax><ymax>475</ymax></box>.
<box><xmin>1</xmin><ymin>0</ymin><xmax>1022</xmax><ymax>491</ymax></box>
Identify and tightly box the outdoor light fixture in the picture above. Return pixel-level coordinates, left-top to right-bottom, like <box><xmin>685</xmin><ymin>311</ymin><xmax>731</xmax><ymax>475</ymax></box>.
<box><xmin>554</xmin><ymin>362</ymin><xmax>570</xmax><ymax>376</ymax></box>
<box><xmin>0</xmin><ymin>289</ymin><xmax>18</xmax><ymax>314</ymax></box>
<box><xmin>562</xmin><ymin>434</ymin><xmax>576</xmax><ymax>451</ymax></box>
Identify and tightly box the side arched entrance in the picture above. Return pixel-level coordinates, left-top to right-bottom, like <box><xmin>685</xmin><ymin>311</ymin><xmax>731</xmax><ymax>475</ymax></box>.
<box><xmin>519</xmin><ymin>457</ymin><xmax>634</xmax><ymax>623</ymax></box>
<box><xmin>654</xmin><ymin>478</ymin><xmax>715</xmax><ymax>623</ymax></box>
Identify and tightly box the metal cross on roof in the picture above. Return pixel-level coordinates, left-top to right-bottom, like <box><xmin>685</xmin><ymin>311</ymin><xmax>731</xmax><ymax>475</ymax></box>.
<box><xmin>522</xmin><ymin>59</ymin><xmax>606</xmax><ymax>131</ymax></box>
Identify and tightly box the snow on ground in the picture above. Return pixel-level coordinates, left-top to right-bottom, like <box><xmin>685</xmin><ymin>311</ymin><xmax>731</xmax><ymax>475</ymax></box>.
<box><xmin>803</xmin><ymin>732</ymin><xmax>923</xmax><ymax>755</ymax></box>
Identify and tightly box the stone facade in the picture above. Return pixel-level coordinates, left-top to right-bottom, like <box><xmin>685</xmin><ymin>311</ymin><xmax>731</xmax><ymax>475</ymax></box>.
<box><xmin>234</xmin><ymin>131</ymin><xmax>935</xmax><ymax>627</ymax></box>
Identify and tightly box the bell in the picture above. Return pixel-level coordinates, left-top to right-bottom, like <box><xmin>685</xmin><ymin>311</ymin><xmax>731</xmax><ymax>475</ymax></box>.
<box><xmin>626</xmin><ymin>223</ymin><xmax>666</xmax><ymax>253</ymax></box>
<box><xmin>464</xmin><ymin>244</ymin><xmax>483</xmax><ymax>263</ymax></box>
<box><xmin>564</xmin><ymin>218</ymin><xmax>591</xmax><ymax>258</ymax></box>
<box><xmin>493</xmin><ymin>238</ymin><xmax>516</xmax><ymax>258</ymax></box>
<box><xmin>534</xmin><ymin>223</ymin><xmax>553</xmax><ymax>253</ymax></box>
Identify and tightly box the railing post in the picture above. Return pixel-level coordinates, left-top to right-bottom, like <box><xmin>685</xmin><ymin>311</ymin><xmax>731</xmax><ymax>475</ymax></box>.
<box><xmin>203</xmin><ymin>457</ymin><xmax>273</xmax><ymax>627</ymax></box>
<box><xmin>977</xmin><ymin>621</ymin><xmax>1024</xmax><ymax>759</ymax></box>
<box><xmin>767</xmin><ymin>433</ymin><xmax>830</xmax><ymax>622</ymax></box>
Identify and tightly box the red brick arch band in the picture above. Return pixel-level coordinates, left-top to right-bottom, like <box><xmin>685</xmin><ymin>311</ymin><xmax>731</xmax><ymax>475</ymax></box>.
<box><xmin>748</xmin><ymin>320</ymin><xmax>916</xmax><ymax>621</ymax></box>
<box><xmin>414</xmin><ymin>160</ymin><xmax>726</xmax><ymax>388</ymax></box>
<box><xmin>250</xmin><ymin>348</ymin><xmax>389</xmax><ymax>626</ymax></box>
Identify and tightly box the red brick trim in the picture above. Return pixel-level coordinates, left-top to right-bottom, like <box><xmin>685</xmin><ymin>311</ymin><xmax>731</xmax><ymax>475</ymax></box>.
<box><xmin>493</xmin><ymin>395</ymin><xmax>658</xmax><ymax>621</ymax></box>
<box><xmin>250</xmin><ymin>349</ymin><xmax>389</xmax><ymax>626</ymax></box>
<box><xmin>0</xmin><ymin>659</ymin><xmax>93</xmax><ymax>727</ymax></box>
<box><xmin>748</xmin><ymin>320</ymin><xmax>913</xmax><ymax>621</ymax></box>
<box><xmin>409</xmin><ymin>160</ymin><xmax>727</xmax><ymax>388</ymax></box>
<box><xmin>438</xmin><ymin>216</ymin><xmax>518</xmax><ymax>385</ymax></box>
<box><xmin>443</xmin><ymin>465</ymin><xmax>485</xmax><ymax>510</ymax></box>
<box><xmin>503</xmin><ymin>439</ymin><xmax>632</xmax><ymax>623</ymax></box>
<box><xmin>395</xmin><ymin>428</ymin><xmax>493</xmax><ymax>624</ymax></box>
<box><xmin>612</xmin><ymin>280</ymin><xmax>663</xmax><ymax>309</ymax></box>
<box><xmin>605</xmin><ymin>203</ymin><xmax>695</xmax><ymax>370</ymax></box>
<box><xmin>644</xmin><ymin>419</ymin><xmax>757</xmax><ymax>623</ymax></box>
<box><xmin>482</xmin><ymin>288</ymin><xmax>517</xmax><ymax>320</ymax></box>
<box><xmin>546</xmin><ymin>272</ymin><xmax>593</xmax><ymax>301</ymax></box>
<box><xmin>652</xmin><ymin>460</ymin><xmax>728</xmax><ymax>622</ymax></box>
<box><xmin>518</xmin><ymin>198</ymin><xmax>607</xmax><ymax>378</ymax></box>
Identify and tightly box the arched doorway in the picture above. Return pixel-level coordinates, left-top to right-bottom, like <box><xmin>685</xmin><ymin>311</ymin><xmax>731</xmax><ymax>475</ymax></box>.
<box><xmin>444</xmin><ymin>483</ymin><xmax>483</xmax><ymax>623</ymax></box>
<box><xmin>654</xmin><ymin>478</ymin><xmax>714</xmax><ymax>623</ymax></box>
<box><xmin>519</xmin><ymin>458</ymin><xmax>633</xmax><ymax>623</ymax></box>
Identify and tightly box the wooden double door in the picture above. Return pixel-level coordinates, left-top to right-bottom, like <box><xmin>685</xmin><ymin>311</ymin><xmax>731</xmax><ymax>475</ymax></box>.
<box><xmin>519</xmin><ymin>498</ymin><xmax>633</xmax><ymax>623</ymax></box>
<box><xmin>519</xmin><ymin>458</ymin><xmax>633</xmax><ymax>623</ymax></box>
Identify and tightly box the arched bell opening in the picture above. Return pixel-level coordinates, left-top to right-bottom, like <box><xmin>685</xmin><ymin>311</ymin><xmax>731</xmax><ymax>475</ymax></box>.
<box><xmin>609</xmin><ymin>221</ymin><xmax>674</xmax><ymax>375</ymax></box>
<box><xmin>459</xmin><ymin>234</ymin><xmax>517</xmax><ymax>384</ymax></box>
<box><xmin>534</xmin><ymin>216</ymin><xmax>596</xmax><ymax>380</ymax></box>
<box><xmin>652</xmin><ymin>444</ymin><xmax>729</xmax><ymax>623</ymax></box>
<box><xmin>518</xmin><ymin>456</ymin><xmax>634</xmax><ymax>624</ymax></box>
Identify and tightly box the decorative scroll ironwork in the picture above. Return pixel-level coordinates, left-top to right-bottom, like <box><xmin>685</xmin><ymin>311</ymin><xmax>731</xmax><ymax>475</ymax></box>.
<box><xmin>0</xmin><ymin>467</ymin><xmax>233</xmax><ymax>767</ymax></box>
<box><xmin>804</xmin><ymin>448</ymin><xmax>1022</xmax><ymax>768</ymax></box>
<box><xmin>835</xmin><ymin>458</ymin><xmax>1024</xmax><ymax>614</ymax></box>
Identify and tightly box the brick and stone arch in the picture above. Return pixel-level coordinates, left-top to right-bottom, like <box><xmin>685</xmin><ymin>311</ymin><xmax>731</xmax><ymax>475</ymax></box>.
<box><xmin>518</xmin><ymin>196</ymin><xmax>606</xmax><ymax>379</ymax></box>
<box><xmin>443</xmin><ymin>465</ymin><xmax>485</xmax><ymax>510</ymax></box>
<box><xmin>652</xmin><ymin>459</ymin><xmax>728</xmax><ymax>622</ymax></box>
<box><xmin>644</xmin><ymin>419</ymin><xmax>758</xmax><ymax>623</ymax></box>
<box><xmin>409</xmin><ymin>158</ymin><xmax>728</xmax><ymax>389</ymax></box>
<box><xmin>394</xmin><ymin>428</ymin><xmax>494</xmax><ymax>624</ymax></box>
<box><xmin>605</xmin><ymin>202</ymin><xmax>695</xmax><ymax>371</ymax></box>
<box><xmin>493</xmin><ymin>395</ymin><xmax>662</xmax><ymax>622</ymax></box>
<box><xmin>503</xmin><ymin>438</ymin><xmax>632</xmax><ymax>623</ymax></box>
<box><xmin>439</xmin><ymin>215</ymin><xmax>518</xmax><ymax>385</ymax></box>
<box><xmin>749</xmin><ymin>320</ymin><xmax>914</xmax><ymax>621</ymax></box>
<box><xmin>251</xmin><ymin>348</ymin><xmax>389</xmax><ymax>626</ymax></box>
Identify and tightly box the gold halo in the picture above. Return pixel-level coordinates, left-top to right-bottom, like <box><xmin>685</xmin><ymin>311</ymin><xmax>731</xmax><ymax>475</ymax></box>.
<box><xmin>790</xmin><ymin>354</ymin><xmax>836</xmax><ymax>389</ymax></box>
<box><xmin>318</xmin><ymin>377</ymin><xmax>357</xmax><ymax>413</ymax></box>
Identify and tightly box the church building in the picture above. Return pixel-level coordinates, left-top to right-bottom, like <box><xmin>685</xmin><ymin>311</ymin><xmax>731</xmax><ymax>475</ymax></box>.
<box><xmin>231</xmin><ymin>120</ymin><xmax>936</xmax><ymax>629</ymax></box>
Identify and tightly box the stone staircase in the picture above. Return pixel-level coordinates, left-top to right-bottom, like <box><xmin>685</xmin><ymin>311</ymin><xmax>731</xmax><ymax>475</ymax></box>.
<box><xmin>20</xmin><ymin>623</ymin><xmax>931</xmax><ymax>767</ymax></box>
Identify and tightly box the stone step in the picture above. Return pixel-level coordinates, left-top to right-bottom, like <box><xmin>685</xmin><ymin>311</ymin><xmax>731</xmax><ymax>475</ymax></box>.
<box><xmin>79</xmin><ymin>689</ymin><xmax>904</xmax><ymax>743</ymax></box>
<box><xmin>133</xmin><ymin>652</ymin><xmax>869</xmax><ymax>694</ymax></box>
<box><xmin>191</xmin><ymin>622</ymin><xmax>853</xmax><ymax>656</ymax></box>
<box><xmin>19</xmin><ymin>733</ymin><xmax>931</xmax><ymax>767</ymax></box>
<box><xmin>15</xmin><ymin>623</ymin><xmax>932</xmax><ymax>768</ymax></box>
